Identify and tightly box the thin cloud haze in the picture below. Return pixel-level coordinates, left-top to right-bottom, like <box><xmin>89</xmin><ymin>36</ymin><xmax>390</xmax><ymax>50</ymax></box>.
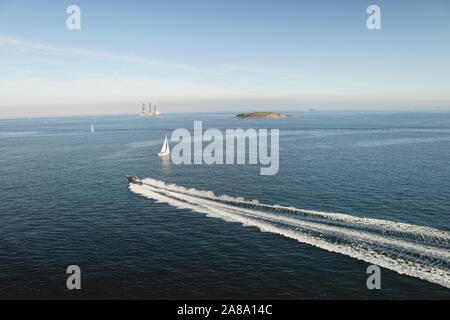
<box><xmin>0</xmin><ymin>0</ymin><xmax>449</xmax><ymax>117</ymax></box>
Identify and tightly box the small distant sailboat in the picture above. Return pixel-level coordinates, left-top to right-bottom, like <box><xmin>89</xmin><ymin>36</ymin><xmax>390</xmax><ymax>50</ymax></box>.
<box><xmin>158</xmin><ymin>133</ymin><xmax>170</xmax><ymax>157</ymax></box>
<box><xmin>90</xmin><ymin>123</ymin><xmax>95</xmax><ymax>133</ymax></box>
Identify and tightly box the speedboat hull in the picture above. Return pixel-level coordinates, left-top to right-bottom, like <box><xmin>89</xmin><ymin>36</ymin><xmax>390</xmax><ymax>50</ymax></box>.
<box><xmin>127</xmin><ymin>176</ymin><xmax>143</xmax><ymax>185</ymax></box>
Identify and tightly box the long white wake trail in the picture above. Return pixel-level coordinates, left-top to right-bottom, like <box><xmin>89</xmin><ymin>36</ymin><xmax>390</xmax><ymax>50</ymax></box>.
<box><xmin>129</xmin><ymin>178</ymin><xmax>450</xmax><ymax>289</ymax></box>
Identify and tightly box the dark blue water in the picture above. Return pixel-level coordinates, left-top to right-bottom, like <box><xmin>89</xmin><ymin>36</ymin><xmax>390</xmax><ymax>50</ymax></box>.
<box><xmin>0</xmin><ymin>111</ymin><xmax>449</xmax><ymax>299</ymax></box>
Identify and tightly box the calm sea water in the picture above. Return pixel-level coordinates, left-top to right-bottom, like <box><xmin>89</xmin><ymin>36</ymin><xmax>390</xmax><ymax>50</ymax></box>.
<box><xmin>0</xmin><ymin>111</ymin><xmax>449</xmax><ymax>299</ymax></box>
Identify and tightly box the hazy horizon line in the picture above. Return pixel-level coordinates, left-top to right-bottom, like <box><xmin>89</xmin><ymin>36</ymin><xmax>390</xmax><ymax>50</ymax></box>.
<box><xmin>1</xmin><ymin>107</ymin><xmax>450</xmax><ymax>120</ymax></box>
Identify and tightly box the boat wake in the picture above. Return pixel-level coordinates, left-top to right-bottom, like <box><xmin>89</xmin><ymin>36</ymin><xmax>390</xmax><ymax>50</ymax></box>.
<box><xmin>129</xmin><ymin>178</ymin><xmax>450</xmax><ymax>289</ymax></box>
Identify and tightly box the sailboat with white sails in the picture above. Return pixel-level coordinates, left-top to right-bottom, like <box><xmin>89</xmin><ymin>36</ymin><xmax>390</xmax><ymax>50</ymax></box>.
<box><xmin>158</xmin><ymin>133</ymin><xmax>170</xmax><ymax>157</ymax></box>
<box><xmin>90</xmin><ymin>123</ymin><xmax>95</xmax><ymax>133</ymax></box>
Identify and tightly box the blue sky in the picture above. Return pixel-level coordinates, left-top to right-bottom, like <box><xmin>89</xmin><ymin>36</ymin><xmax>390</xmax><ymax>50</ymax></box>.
<box><xmin>0</xmin><ymin>0</ymin><xmax>449</xmax><ymax>116</ymax></box>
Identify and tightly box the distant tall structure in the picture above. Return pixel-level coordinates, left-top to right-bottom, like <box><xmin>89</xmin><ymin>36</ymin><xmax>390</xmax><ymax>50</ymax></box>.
<box><xmin>140</xmin><ymin>102</ymin><xmax>161</xmax><ymax>117</ymax></box>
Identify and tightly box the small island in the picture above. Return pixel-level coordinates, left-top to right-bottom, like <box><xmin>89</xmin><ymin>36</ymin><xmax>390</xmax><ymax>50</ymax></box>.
<box><xmin>233</xmin><ymin>112</ymin><xmax>293</xmax><ymax>119</ymax></box>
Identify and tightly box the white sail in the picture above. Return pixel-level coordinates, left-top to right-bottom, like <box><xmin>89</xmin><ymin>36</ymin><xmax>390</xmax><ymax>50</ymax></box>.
<box><xmin>160</xmin><ymin>134</ymin><xmax>169</xmax><ymax>153</ymax></box>
<box><xmin>158</xmin><ymin>133</ymin><xmax>170</xmax><ymax>156</ymax></box>
<box><xmin>90</xmin><ymin>123</ymin><xmax>95</xmax><ymax>133</ymax></box>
